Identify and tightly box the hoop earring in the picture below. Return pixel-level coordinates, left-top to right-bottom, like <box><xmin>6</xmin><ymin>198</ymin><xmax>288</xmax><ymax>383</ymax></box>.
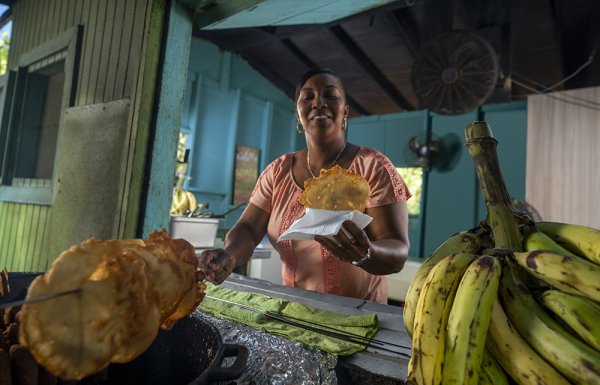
<box><xmin>296</xmin><ymin>120</ymin><xmax>304</xmax><ymax>133</ymax></box>
<box><xmin>343</xmin><ymin>117</ymin><xmax>348</xmax><ymax>131</ymax></box>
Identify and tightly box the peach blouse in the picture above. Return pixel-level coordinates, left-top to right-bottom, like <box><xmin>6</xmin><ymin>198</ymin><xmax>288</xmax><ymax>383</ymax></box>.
<box><xmin>249</xmin><ymin>146</ymin><xmax>411</xmax><ymax>304</ymax></box>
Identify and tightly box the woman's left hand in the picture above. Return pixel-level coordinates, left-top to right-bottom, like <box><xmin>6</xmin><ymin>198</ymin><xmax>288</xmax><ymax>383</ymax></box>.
<box><xmin>314</xmin><ymin>220</ymin><xmax>371</xmax><ymax>264</ymax></box>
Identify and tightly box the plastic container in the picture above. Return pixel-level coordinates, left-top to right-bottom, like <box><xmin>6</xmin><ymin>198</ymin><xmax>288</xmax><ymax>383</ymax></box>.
<box><xmin>169</xmin><ymin>216</ymin><xmax>220</xmax><ymax>249</ymax></box>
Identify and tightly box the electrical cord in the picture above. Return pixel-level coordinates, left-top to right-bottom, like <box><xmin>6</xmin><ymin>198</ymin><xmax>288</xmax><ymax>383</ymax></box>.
<box><xmin>509</xmin><ymin>33</ymin><xmax>600</xmax><ymax>111</ymax></box>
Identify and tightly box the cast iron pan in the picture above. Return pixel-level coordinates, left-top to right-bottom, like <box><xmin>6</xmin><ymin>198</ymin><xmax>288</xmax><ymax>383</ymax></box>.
<box><xmin>2</xmin><ymin>273</ymin><xmax>248</xmax><ymax>385</ymax></box>
<box><xmin>83</xmin><ymin>315</ymin><xmax>248</xmax><ymax>385</ymax></box>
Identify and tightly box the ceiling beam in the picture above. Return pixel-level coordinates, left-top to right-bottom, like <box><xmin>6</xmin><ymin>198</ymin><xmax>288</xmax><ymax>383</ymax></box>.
<box><xmin>242</xmin><ymin>54</ymin><xmax>297</xmax><ymax>100</ymax></box>
<box><xmin>194</xmin><ymin>0</ymin><xmax>401</xmax><ymax>30</ymax></box>
<box><xmin>477</xmin><ymin>0</ymin><xmax>512</xmax><ymax>102</ymax></box>
<box><xmin>193</xmin><ymin>27</ymin><xmax>276</xmax><ymax>52</ymax></box>
<box><xmin>280</xmin><ymin>38</ymin><xmax>370</xmax><ymax>115</ymax></box>
<box><xmin>328</xmin><ymin>25</ymin><xmax>414</xmax><ymax>111</ymax></box>
<box><xmin>548</xmin><ymin>0</ymin><xmax>569</xmax><ymax>90</ymax></box>
<box><xmin>421</xmin><ymin>0</ymin><xmax>453</xmax><ymax>43</ymax></box>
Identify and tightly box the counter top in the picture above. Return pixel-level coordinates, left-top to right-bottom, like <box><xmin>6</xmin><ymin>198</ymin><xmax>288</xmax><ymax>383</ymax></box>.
<box><xmin>220</xmin><ymin>273</ymin><xmax>411</xmax><ymax>384</ymax></box>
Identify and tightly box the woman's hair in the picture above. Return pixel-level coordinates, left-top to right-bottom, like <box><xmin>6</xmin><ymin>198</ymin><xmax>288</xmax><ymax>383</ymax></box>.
<box><xmin>294</xmin><ymin>68</ymin><xmax>343</xmax><ymax>102</ymax></box>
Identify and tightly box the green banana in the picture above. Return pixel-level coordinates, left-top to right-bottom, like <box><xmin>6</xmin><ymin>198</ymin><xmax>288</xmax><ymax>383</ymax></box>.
<box><xmin>512</xmin><ymin>249</ymin><xmax>600</xmax><ymax>303</ymax></box>
<box><xmin>479</xmin><ymin>369</ymin><xmax>494</xmax><ymax>385</ymax></box>
<box><xmin>536</xmin><ymin>221</ymin><xmax>600</xmax><ymax>265</ymax></box>
<box><xmin>186</xmin><ymin>191</ymin><xmax>198</xmax><ymax>213</ymax></box>
<box><xmin>479</xmin><ymin>348</ymin><xmax>509</xmax><ymax>385</ymax></box>
<box><xmin>442</xmin><ymin>255</ymin><xmax>500</xmax><ymax>385</ymax></box>
<box><xmin>542</xmin><ymin>289</ymin><xmax>600</xmax><ymax>351</ymax></box>
<box><xmin>499</xmin><ymin>261</ymin><xmax>600</xmax><ymax>385</ymax></box>
<box><xmin>171</xmin><ymin>188</ymin><xmax>189</xmax><ymax>215</ymax></box>
<box><xmin>486</xmin><ymin>296</ymin><xmax>571</xmax><ymax>385</ymax></box>
<box><xmin>523</xmin><ymin>229</ymin><xmax>575</xmax><ymax>256</ymax></box>
<box><xmin>403</xmin><ymin>227</ymin><xmax>490</xmax><ymax>336</ymax></box>
<box><xmin>405</xmin><ymin>253</ymin><xmax>477</xmax><ymax>385</ymax></box>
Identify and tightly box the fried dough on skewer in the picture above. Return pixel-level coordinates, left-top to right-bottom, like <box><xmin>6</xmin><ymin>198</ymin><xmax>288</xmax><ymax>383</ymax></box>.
<box><xmin>143</xmin><ymin>230</ymin><xmax>205</xmax><ymax>329</ymax></box>
<box><xmin>18</xmin><ymin>230</ymin><xmax>206</xmax><ymax>380</ymax></box>
<box><xmin>105</xmin><ymin>250</ymin><xmax>161</xmax><ymax>364</ymax></box>
<box><xmin>21</xmin><ymin>270</ymin><xmax>128</xmax><ymax>379</ymax></box>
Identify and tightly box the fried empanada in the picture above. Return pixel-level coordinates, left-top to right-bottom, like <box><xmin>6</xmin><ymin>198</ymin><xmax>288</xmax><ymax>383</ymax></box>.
<box><xmin>300</xmin><ymin>165</ymin><xmax>370</xmax><ymax>212</ymax></box>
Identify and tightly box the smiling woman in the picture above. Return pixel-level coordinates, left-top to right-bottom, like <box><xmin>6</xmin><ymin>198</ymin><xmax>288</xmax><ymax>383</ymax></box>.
<box><xmin>197</xmin><ymin>68</ymin><xmax>412</xmax><ymax>304</ymax></box>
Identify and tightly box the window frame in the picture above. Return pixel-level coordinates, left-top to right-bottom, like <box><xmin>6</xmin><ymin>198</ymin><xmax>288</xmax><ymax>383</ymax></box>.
<box><xmin>0</xmin><ymin>25</ymin><xmax>81</xmax><ymax>205</ymax></box>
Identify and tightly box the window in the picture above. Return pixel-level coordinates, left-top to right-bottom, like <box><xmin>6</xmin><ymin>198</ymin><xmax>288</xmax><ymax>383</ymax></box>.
<box><xmin>397</xmin><ymin>167</ymin><xmax>423</xmax><ymax>216</ymax></box>
<box><xmin>0</xmin><ymin>26</ymin><xmax>80</xmax><ymax>205</ymax></box>
<box><xmin>15</xmin><ymin>59</ymin><xmax>65</xmax><ymax>180</ymax></box>
<box><xmin>397</xmin><ymin>166</ymin><xmax>425</xmax><ymax>258</ymax></box>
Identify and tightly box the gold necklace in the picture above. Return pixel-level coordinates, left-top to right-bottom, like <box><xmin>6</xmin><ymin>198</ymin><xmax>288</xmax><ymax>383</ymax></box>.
<box><xmin>307</xmin><ymin>142</ymin><xmax>347</xmax><ymax>178</ymax></box>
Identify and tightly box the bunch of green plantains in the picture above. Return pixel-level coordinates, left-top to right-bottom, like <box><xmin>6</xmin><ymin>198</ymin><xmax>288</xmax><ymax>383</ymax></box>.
<box><xmin>402</xmin><ymin>121</ymin><xmax>600</xmax><ymax>385</ymax></box>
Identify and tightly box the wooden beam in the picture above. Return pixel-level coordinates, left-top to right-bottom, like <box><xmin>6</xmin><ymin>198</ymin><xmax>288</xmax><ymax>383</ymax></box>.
<box><xmin>280</xmin><ymin>38</ymin><xmax>370</xmax><ymax>115</ymax></box>
<box><xmin>421</xmin><ymin>0</ymin><xmax>453</xmax><ymax>43</ymax></box>
<box><xmin>329</xmin><ymin>25</ymin><xmax>413</xmax><ymax>111</ymax></box>
<box><xmin>389</xmin><ymin>7</ymin><xmax>420</xmax><ymax>58</ymax></box>
<box><xmin>194</xmin><ymin>0</ymin><xmax>401</xmax><ymax>30</ymax></box>
<box><xmin>242</xmin><ymin>54</ymin><xmax>296</xmax><ymax>100</ymax></box>
<box><xmin>476</xmin><ymin>0</ymin><xmax>512</xmax><ymax>102</ymax></box>
<box><xmin>193</xmin><ymin>28</ymin><xmax>275</xmax><ymax>52</ymax></box>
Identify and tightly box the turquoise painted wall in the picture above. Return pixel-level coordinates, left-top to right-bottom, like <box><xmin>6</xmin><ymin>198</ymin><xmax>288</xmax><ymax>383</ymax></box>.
<box><xmin>347</xmin><ymin>110</ymin><xmax>428</xmax><ymax>258</ymax></box>
<box><xmin>348</xmin><ymin>102</ymin><xmax>527</xmax><ymax>259</ymax></box>
<box><xmin>183</xmin><ymin>39</ymin><xmax>527</xmax><ymax>255</ymax></box>
<box><xmin>478</xmin><ymin>103</ymin><xmax>528</xmax><ymax>219</ymax></box>
<box><xmin>422</xmin><ymin>112</ymin><xmax>481</xmax><ymax>258</ymax></box>
<box><xmin>143</xmin><ymin>1</ymin><xmax>192</xmax><ymax>238</ymax></box>
<box><xmin>424</xmin><ymin>103</ymin><xmax>527</xmax><ymax>258</ymax></box>
<box><xmin>183</xmin><ymin>39</ymin><xmax>297</xmax><ymax>230</ymax></box>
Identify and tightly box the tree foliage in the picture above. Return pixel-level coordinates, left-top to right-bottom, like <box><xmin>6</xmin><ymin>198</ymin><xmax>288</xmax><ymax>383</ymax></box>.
<box><xmin>398</xmin><ymin>167</ymin><xmax>423</xmax><ymax>216</ymax></box>
<box><xmin>0</xmin><ymin>31</ymin><xmax>9</xmax><ymax>75</ymax></box>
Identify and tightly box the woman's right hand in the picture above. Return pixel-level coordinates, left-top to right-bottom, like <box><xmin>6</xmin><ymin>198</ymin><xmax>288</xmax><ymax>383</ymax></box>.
<box><xmin>198</xmin><ymin>203</ymin><xmax>270</xmax><ymax>285</ymax></box>
<box><xmin>197</xmin><ymin>248</ymin><xmax>237</xmax><ymax>284</ymax></box>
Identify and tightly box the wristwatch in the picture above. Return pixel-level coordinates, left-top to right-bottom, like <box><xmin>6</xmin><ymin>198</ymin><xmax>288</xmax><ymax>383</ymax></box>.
<box><xmin>352</xmin><ymin>247</ymin><xmax>371</xmax><ymax>266</ymax></box>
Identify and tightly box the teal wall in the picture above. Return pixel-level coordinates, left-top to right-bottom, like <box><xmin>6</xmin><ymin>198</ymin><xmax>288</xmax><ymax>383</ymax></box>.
<box><xmin>183</xmin><ymin>38</ymin><xmax>297</xmax><ymax>229</ymax></box>
<box><xmin>184</xmin><ymin>39</ymin><xmax>527</xmax><ymax>255</ymax></box>
<box><xmin>143</xmin><ymin>1</ymin><xmax>192</xmax><ymax>238</ymax></box>
<box><xmin>347</xmin><ymin>110</ymin><xmax>429</xmax><ymax>258</ymax></box>
<box><xmin>347</xmin><ymin>102</ymin><xmax>527</xmax><ymax>259</ymax></box>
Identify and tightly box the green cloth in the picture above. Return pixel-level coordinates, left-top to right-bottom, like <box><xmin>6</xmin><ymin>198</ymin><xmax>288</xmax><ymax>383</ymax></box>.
<box><xmin>198</xmin><ymin>283</ymin><xmax>379</xmax><ymax>355</ymax></box>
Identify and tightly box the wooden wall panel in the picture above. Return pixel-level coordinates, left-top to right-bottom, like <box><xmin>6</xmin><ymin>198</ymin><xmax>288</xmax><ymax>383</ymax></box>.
<box><xmin>8</xmin><ymin>0</ymin><xmax>150</xmax><ymax>105</ymax></box>
<box><xmin>526</xmin><ymin>86</ymin><xmax>600</xmax><ymax>229</ymax></box>
<box><xmin>1</xmin><ymin>0</ymin><xmax>157</xmax><ymax>271</ymax></box>
<box><xmin>0</xmin><ymin>202</ymin><xmax>51</xmax><ymax>271</ymax></box>
<box><xmin>78</xmin><ymin>0</ymin><xmax>96</xmax><ymax>106</ymax></box>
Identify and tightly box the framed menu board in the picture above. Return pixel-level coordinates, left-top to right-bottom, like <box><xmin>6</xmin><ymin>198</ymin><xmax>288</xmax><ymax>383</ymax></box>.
<box><xmin>233</xmin><ymin>145</ymin><xmax>260</xmax><ymax>205</ymax></box>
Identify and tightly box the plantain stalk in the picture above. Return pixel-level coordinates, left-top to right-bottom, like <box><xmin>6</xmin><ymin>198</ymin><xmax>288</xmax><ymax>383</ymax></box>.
<box><xmin>464</xmin><ymin>121</ymin><xmax>522</xmax><ymax>251</ymax></box>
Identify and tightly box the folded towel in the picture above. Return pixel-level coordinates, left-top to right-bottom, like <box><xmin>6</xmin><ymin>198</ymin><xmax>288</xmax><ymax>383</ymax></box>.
<box><xmin>198</xmin><ymin>283</ymin><xmax>379</xmax><ymax>355</ymax></box>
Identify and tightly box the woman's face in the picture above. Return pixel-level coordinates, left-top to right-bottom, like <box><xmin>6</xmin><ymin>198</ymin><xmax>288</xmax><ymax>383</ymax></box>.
<box><xmin>296</xmin><ymin>73</ymin><xmax>349</xmax><ymax>138</ymax></box>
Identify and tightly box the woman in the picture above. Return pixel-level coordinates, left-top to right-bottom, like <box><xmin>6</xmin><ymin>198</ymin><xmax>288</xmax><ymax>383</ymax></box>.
<box><xmin>198</xmin><ymin>68</ymin><xmax>410</xmax><ymax>304</ymax></box>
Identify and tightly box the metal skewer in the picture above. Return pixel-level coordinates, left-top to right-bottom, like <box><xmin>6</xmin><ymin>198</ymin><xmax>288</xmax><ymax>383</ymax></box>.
<box><xmin>275</xmin><ymin>311</ymin><xmax>409</xmax><ymax>349</ymax></box>
<box><xmin>0</xmin><ymin>288</ymin><xmax>81</xmax><ymax>310</ymax></box>
<box><xmin>203</xmin><ymin>295</ymin><xmax>411</xmax><ymax>358</ymax></box>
